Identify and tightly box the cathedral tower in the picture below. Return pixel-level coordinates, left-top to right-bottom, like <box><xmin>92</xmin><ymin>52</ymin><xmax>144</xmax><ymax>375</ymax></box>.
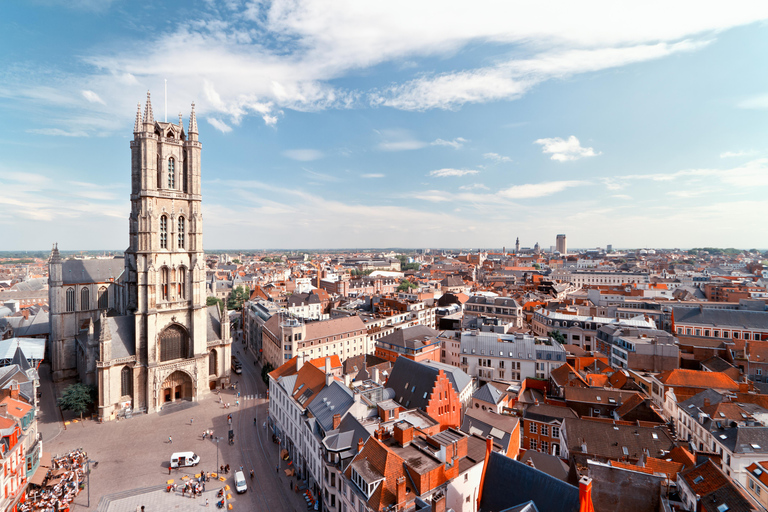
<box><xmin>126</xmin><ymin>93</ymin><xmax>229</xmax><ymax>413</ymax></box>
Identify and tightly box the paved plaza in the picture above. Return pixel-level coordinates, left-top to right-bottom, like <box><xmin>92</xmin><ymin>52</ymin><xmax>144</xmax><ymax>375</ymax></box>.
<box><xmin>37</xmin><ymin>337</ymin><xmax>309</xmax><ymax>512</ymax></box>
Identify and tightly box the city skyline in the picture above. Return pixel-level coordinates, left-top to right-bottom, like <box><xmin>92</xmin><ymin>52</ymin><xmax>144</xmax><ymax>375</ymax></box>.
<box><xmin>1</xmin><ymin>1</ymin><xmax>768</xmax><ymax>250</ymax></box>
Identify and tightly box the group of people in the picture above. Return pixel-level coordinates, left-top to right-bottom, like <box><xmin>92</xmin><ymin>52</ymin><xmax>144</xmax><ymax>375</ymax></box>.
<box><xmin>21</xmin><ymin>448</ymin><xmax>88</xmax><ymax>512</ymax></box>
<box><xmin>167</xmin><ymin>477</ymin><xmax>206</xmax><ymax>498</ymax></box>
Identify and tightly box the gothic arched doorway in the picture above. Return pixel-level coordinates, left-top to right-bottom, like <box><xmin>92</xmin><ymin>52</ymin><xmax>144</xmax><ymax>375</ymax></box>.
<box><xmin>161</xmin><ymin>370</ymin><xmax>193</xmax><ymax>403</ymax></box>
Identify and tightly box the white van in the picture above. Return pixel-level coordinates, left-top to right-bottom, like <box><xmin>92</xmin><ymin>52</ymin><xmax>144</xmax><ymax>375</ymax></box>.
<box><xmin>170</xmin><ymin>452</ymin><xmax>200</xmax><ymax>468</ymax></box>
<box><xmin>234</xmin><ymin>470</ymin><xmax>247</xmax><ymax>493</ymax></box>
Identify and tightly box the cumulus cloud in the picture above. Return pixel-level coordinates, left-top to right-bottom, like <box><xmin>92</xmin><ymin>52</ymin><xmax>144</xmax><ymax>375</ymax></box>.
<box><xmin>207</xmin><ymin>117</ymin><xmax>232</xmax><ymax>133</ymax></box>
<box><xmin>534</xmin><ymin>136</ymin><xmax>600</xmax><ymax>162</ymax></box>
<box><xmin>361</xmin><ymin>173</ymin><xmax>385</xmax><ymax>178</ymax></box>
<box><xmin>720</xmin><ymin>150</ymin><xmax>757</xmax><ymax>158</ymax></box>
<box><xmin>498</xmin><ymin>180</ymin><xmax>586</xmax><ymax>198</ymax></box>
<box><xmin>283</xmin><ymin>149</ymin><xmax>324</xmax><ymax>161</ymax></box>
<box><xmin>431</xmin><ymin>137</ymin><xmax>467</xmax><ymax>149</ymax></box>
<box><xmin>429</xmin><ymin>168</ymin><xmax>480</xmax><ymax>178</ymax></box>
<box><xmin>459</xmin><ymin>183</ymin><xmax>489</xmax><ymax>190</ymax></box>
<box><xmin>483</xmin><ymin>152</ymin><xmax>512</xmax><ymax>163</ymax></box>
<box><xmin>81</xmin><ymin>90</ymin><xmax>105</xmax><ymax>105</ymax></box>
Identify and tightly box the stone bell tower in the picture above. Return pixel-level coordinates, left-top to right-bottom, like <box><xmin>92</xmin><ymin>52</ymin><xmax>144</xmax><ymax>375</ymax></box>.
<box><xmin>125</xmin><ymin>92</ymin><xmax>228</xmax><ymax>413</ymax></box>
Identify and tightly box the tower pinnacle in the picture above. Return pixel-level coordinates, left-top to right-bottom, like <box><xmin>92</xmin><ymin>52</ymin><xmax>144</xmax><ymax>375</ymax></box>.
<box><xmin>188</xmin><ymin>102</ymin><xmax>198</xmax><ymax>135</ymax></box>
<box><xmin>134</xmin><ymin>102</ymin><xmax>143</xmax><ymax>133</ymax></box>
<box><xmin>144</xmin><ymin>91</ymin><xmax>154</xmax><ymax>126</ymax></box>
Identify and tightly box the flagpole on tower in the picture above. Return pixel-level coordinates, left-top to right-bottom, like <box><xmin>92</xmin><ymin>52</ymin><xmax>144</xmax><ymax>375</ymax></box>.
<box><xmin>164</xmin><ymin>79</ymin><xmax>167</xmax><ymax>122</ymax></box>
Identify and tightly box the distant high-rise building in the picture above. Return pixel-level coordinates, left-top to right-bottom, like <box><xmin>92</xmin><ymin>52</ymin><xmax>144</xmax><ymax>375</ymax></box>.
<box><xmin>515</xmin><ymin>237</ymin><xmax>520</xmax><ymax>253</ymax></box>
<box><xmin>556</xmin><ymin>234</ymin><xmax>567</xmax><ymax>254</ymax></box>
<box><xmin>607</xmin><ymin>244</ymin><xmax>613</xmax><ymax>253</ymax></box>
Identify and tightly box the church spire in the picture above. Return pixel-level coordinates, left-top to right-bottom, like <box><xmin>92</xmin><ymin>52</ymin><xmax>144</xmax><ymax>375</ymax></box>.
<box><xmin>178</xmin><ymin>112</ymin><xmax>183</xmax><ymax>130</ymax></box>
<box><xmin>134</xmin><ymin>102</ymin><xmax>143</xmax><ymax>133</ymax></box>
<box><xmin>98</xmin><ymin>310</ymin><xmax>112</xmax><ymax>343</ymax></box>
<box><xmin>49</xmin><ymin>243</ymin><xmax>60</xmax><ymax>265</ymax></box>
<box><xmin>188</xmin><ymin>102</ymin><xmax>198</xmax><ymax>138</ymax></box>
<box><xmin>143</xmin><ymin>91</ymin><xmax>154</xmax><ymax>126</ymax></box>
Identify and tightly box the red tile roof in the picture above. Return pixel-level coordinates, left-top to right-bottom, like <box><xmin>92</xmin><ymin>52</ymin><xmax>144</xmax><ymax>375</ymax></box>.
<box><xmin>658</xmin><ymin>369</ymin><xmax>739</xmax><ymax>390</ymax></box>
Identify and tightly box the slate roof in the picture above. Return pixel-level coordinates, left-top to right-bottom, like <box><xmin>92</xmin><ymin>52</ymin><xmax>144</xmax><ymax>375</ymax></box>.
<box><xmin>518</xmin><ymin>451</ymin><xmax>569</xmax><ymax>482</ymax></box>
<box><xmin>562</xmin><ymin>418</ymin><xmax>676</xmax><ymax>460</ymax></box>
<box><xmin>564</xmin><ymin>387</ymin><xmax>641</xmax><ymax>407</ymax></box>
<box><xmin>375</xmin><ymin>325</ymin><xmax>439</xmax><ymax>350</ymax></box>
<box><xmin>701</xmin><ymin>356</ymin><xmax>737</xmax><ymax>373</ymax></box>
<box><xmin>479</xmin><ymin>452</ymin><xmax>580</xmax><ymax>512</ymax></box>
<box><xmin>522</xmin><ymin>404</ymin><xmax>578</xmax><ymax>423</ymax></box>
<box><xmin>99</xmin><ymin>316</ymin><xmax>136</xmax><ymax>359</ymax></box>
<box><xmin>473</xmin><ymin>383</ymin><xmax>504</xmax><ymax>405</ymax></box>
<box><xmin>466</xmin><ymin>295</ymin><xmax>521</xmax><ymax>308</ymax></box>
<box><xmin>306</xmin><ymin>381</ymin><xmax>355</xmax><ymax>433</ymax></box>
<box><xmin>287</xmin><ymin>292</ymin><xmax>321</xmax><ymax>307</ymax></box>
<box><xmin>387</xmin><ymin>357</ymin><xmax>440</xmax><ymax>410</ymax></box>
<box><xmin>461</xmin><ymin>408</ymin><xmax>518</xmax><ymax>451</ymax></box>
<box><xmin>422</xmin><ymin>360</ymin><xmax>473</xmax><ymax>394</ymax></box>
<box><xmin>206</xmin><ymin>305</ymin><xmax>222</xmax><ymax>342</ymax></box>
<box><xmin>322</xmin><ymin>413</ymin><xmax>371</xmax><ymax>467</ymax></box>
<box><xmin>61</xmin><ymin>258</ymin><xmax>124</xmax><ymax>284</ymax></box>
<box><xmin>0</xmin><ymin>338</ymin><xmax>45</xmax><ymax>363</ymax></box>
<box><xmin>673</xmin><ymin>306</ymin><xmax>768</xmax><ymax>330</ymax></box>
<box><xmin>680</xmin><ymin>459</ymin><xmax>756</xmax><ymax>512</ymax></box>
<box><xmin>715</xmin><ymin>426</ymin><xmax>768</xmax><ymax>455</ymax></box>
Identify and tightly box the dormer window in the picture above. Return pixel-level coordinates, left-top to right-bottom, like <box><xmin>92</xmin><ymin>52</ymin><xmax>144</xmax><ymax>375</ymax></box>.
<box><xmin>350</xmin><ymin>466</ymin><xmax>383</xmax><ymax>500</ymax></box>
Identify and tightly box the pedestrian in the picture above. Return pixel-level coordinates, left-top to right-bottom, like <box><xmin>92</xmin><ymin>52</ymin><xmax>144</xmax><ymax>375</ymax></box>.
<box><xmin>220</xmin><ymin>465</ymin><xmax>224</xmax><ymax>474</ymax></box>
<box><xmin>237</xmin><ymin>391</ymin><xmax>240</xmax><ymax>398</ymax></box>
<box><xmin>141</xmin><ymin>507</ymin><xmax>145</xmax><ymax>512</ymax></box>
<box><xmin>169</xmin><ymin>435</ymin><xmax>172</xmax><ymax>444</ymax></box>
<box><xmin>202</xmin><ymin>431</ymin><xmax>206</xmax><ymax>440</ymax></box>
<box><xmin>206</xmin><ymin>499</ymin><xmax>209</xmax><ymax>507</ymax></box>
<box><xmin>235</xmin><ymin>400</ymin><xmax>239</xmax><ymax>407</ymax></box>
<box><xmin>276</xmin><ymin>464</ymin><xmax>279</xmax><ymax>473</ymax></box>
<box><xmin>191</xmin><ymin>417</ymin><xmax>194</xmax><ymax>425</ymax></box>
<box><xmin>168</xmin><ymin>466</ymin><xmax>172</xmax><ymax>475</ymax></box>
<box><xmin>250</xmin><ymin>469</ymin><xmax>254</xmax><ymax>480</ymax></box>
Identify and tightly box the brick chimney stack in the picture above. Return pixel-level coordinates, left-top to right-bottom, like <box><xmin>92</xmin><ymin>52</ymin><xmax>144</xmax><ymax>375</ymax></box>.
<box><xmin>332</xmin><ymin>413</ymin><xmax>341</xmax><ymax>430</ymax></box>
<box><xmin>432</xmin><ymin>491</ymin><xmax>446</xmax><ymax>512</ymax></box>
<box><xmin>579</xmin><ymin>476</ymin><xmax>595</xmax><ymax>512</ymax></box>
<box><xmin>396</xmin><ymin>476</ymin><xmax>406</xmax><ymax>511</ymax></box>
<box><xmin>357</xmin><ymin>438</ymin><xmax>364</xmax><ymax>453</ymax></box>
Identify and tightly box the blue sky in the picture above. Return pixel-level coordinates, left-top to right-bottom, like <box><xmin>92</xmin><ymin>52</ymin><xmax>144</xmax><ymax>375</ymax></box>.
<box><xmin>1</xmin><ymin>1</ymin><xmax>767</xmax><ymax>251</ymax></box>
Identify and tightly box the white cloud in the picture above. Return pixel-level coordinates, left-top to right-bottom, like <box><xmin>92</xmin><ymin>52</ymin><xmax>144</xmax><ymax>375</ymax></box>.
<box><xmin>207</xmin><ymin>117</ymin><xmax>232</xmax><ymax>133</ymax></box>
<box><xmin>429</xmin><ymin>168</ymin><xmax>480</xmax><ymax>178</ymax></box>
<box><xmin>737</xmin><ymin>94</ymin><xmax>768</xmax><ymax>109</ymax></box>
<box><xmin>483</xmin><ymin>152</ymin><xmax>512</xmax><ymax>163</ymax></box>
<box><xmin>459</xmin><ymin>183</ymin><xmax>489</xmax><ymax>191</ymax></box>
<box><xmin>303</xmin><ymin>168</ymin><xmax>340</xmax><ymax>181</ymax></box>
<box><xmin>720</xmin><ymin>150</ymin><xmax>757</xmax><ymax>158</ymax></box>
<box><xmin>27</xmin><ymin>128</ymin><xmax>89</xmax><ymax>137</ymax></box>
<box><xmin>361</xmin><ymin>173</ymin><xmax>385</xmax><ymax>178</ymax></box>
<box><xmin>378</xmin><ymin>140</ymin><xmax>426</xmax><ymax>151</ymax></box>
<box><xmin>498</xmin><ymin>180</ymin><xmax>586</xmax><ymax>199</ymax></box>
<box><xmin>283</xmin><ymin>149</ymin><xmax>324</xmax><ymax>161</ymax></box>
<box><xmin>81</xmin><ymin>90</ymin><xmax>105</xmax><ymax>105</ymax></box>
<box><xmin>431</xmin><ymin>137</ymin><xmax>467</xmax><ymax>149</ymax></box>
<box><xmin>534</xmin><ymin>136</ymin><xmax>600</xmax><ymax>162</ymax></box>
<box><xmin>4</xmin><ymin>2</ymin><xmax>758</xmax><ymax>135</ymax></box>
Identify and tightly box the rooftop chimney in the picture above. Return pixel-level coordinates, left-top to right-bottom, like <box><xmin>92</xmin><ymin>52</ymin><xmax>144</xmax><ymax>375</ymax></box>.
<box><xmin>432</xmin><ymin>491</ymin><xmax>446</xmax><ymax>512</ymax></box>
<box><xmin>703</xmin><ymin>398</ymin><xmax>710</xmax><ymax>407</ymax></box>
<box><xmin>296</xmin><ymin>353</ymin><xmax>304</xmax><ymax>372</ymax></box>
<box><xmin>332</xmin><ymin>413</ymin><xmax>341</xmax><ymax>430</ymax></box>
<box><xmin>0</xmin><ymin>403</ymin><xmax>7</xmax><ymax>418</ymax></box>
<box><xmin>325</xmin><ymin>357</ymin><xmax>333</xmax><ymax>386</ymax></box>
<box><xmin>357</xmin><ymin>438</ymin><xmax>364</xmax><ymax>453</ymax></box>
<box><xmin>393</xmin><ymin>421</ymin><xmax>414</xmax><ymax>447</ymax></box>
<box><xmin>578</xmin><ymin>476</ymin><xmax>595</xmax><ymax>512</ymax></box>
<box><xmin>396</xmin><ymin>476</ymin><xmax>407</xmax><ymax>511</ymax></box>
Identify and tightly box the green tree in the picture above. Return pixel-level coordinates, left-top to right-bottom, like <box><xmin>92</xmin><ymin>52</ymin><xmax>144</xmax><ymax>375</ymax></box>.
<box><xmin>207</xmin><ymin>296</ymin><xmax>224</xmax><ymax>313</ymax></box>
<box><xmin>548</xmin><ymin>330</ymin><xmax>566</xmax><ymax>344</ymax></box>
<box><xmin>227</xmin><ymin>285</ymin><xmax>250</xmax><ymax>310</ymax></box>
<box><xmin>57</xmin><ymin>383</ymin><xmax>95</xmax><ymax>420</ymax></box>
<box><xmin>532</xmin><ymin>263</ymin><xmax>541</xmax><ymax>269</ymax></box>
<box><xmin>397</xmin><ymin>280</ymin><xmax>418</xmax><ymax>292</ymax></box>
<box><xmin>232</xmin><ymin>259</ymin><xmax>241</xmax><ymax>264</ymax></box>
<box><xmin>261</xmin><ymin>362</ymin><xmax>274</xmax><ymax>385</ymax></box>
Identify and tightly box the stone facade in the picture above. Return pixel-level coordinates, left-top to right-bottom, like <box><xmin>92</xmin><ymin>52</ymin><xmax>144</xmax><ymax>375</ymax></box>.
<box><xmin>48</xmin><ymin>94</ymin><xmax>231</xmax><ymax>421</ymax></box>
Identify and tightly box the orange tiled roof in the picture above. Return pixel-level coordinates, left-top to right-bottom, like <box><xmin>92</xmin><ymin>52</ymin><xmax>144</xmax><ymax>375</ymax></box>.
<box><xmin>645</xmin><ymin>457</ymin><xmax>685</xmax><ymax>481</ymax></box>
<box><xmin>585</xmin><ymin>374</ymin><xmax>609</xmax><ymax>387</ymax></box>
<box><xmin>668</xmin><ymin>446</ymin><xmax>696</xmax><ymax>469</ymax></box>
<box><xmin>0</xmin><ymin>397</ymin><xmax>31</xmax><ymax>419</ymax></box>
<box><xmin>309</xmin><ymin>355</ymin><xmax>342</xmax><ymax>370</ymax></box>
<box><xmin>658</xmin><ymin>369</ymin><xmax>739</xmax><ymax>390</ymax></box>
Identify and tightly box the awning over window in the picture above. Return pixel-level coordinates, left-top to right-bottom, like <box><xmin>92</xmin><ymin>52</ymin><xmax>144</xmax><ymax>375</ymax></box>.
<box><xmin>29</xmin><ymin>465</ymin><xmax>49</xmax><ymax>487</ymax></box>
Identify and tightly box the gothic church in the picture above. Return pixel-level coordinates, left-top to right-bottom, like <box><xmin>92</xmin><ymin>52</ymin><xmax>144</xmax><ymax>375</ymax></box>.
<box><xmin>48</xmin><ymin>93</ymin><xmax>231</xmax><ymax>421</ymax></box>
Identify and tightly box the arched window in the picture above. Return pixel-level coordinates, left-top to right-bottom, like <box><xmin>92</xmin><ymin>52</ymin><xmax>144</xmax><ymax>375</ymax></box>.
<box><xmin>178</xmin><ymin>217</ymin><xmax>185</xmax><ymax>249</ymax></box>
<box><xmin>161</xmin><ymin>267</ymin><xmax>169</xmax><ymax>301</ymax></box>
<box><xmin>209</xmin><ymin>349</ymin><xmax>217</xmax><ymax>376</ymax></box>
<box><xmin>178</xmin><ymin>266</ymin><xmax>186</xmax><ymax>299</ymax></box>
<box><xmin>183</xmin><ymin>150</ymin><xmax>188</xmax><ymax>193</ymax></box>
<box><xmin>121</xmin><ymin>366</ymin><xmax>132</xmax><ymax>397</ymax></box>
<box><xmin>80</xmin><ymin>287</ymin><xmax>90</xmax><ymax>311</ymax></box>
<box><xmin>168</xmin><ymin>158</ymin><xmax>175</xmax><ymax>189</ymax></box>
<box><xmin>98</xmin><ymin>286</ymin><xmax>108</xmax><ymax>309</ymax></box>
<box><xmin>159</xmin><ymin>324</ymin><xmax>189</xmax><ymax>362</ymax></box>
<box><xmin>157</xmin><ymin>154</ymin><xmax>162</xmax><ymax>190</ymax></box>
<box><xmin>160</xmin><ymin>215</ymin><xmax>168</xmax><ymax>249</ymax></box>
<box><xmin>66</xmin><ymin>288</ymin><xmax>75</xmax><ymax>312</ymax></box>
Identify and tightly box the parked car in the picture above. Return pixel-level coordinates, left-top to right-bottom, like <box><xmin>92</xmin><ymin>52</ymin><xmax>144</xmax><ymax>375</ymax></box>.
<box><xmin>234</xmin><ymin>470</ymin><xmax>247</xmax><ymax>493</ymax></box>
<box><xmin>170</xmin><ymin>452</ymin><xmax>200</xmax><ymax>468</ymax></box>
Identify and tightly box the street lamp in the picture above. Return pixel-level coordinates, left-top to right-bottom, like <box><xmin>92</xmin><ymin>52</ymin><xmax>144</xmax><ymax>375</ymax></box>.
<box><xmin>86</xmin><ymin>459</ymin><xmax>96</xmax><ymax>507</ymax></box>
<box><xmin>214</xmin><ymin>436</ymin><xmax>222</xmax><ymax>475</ymax></box>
